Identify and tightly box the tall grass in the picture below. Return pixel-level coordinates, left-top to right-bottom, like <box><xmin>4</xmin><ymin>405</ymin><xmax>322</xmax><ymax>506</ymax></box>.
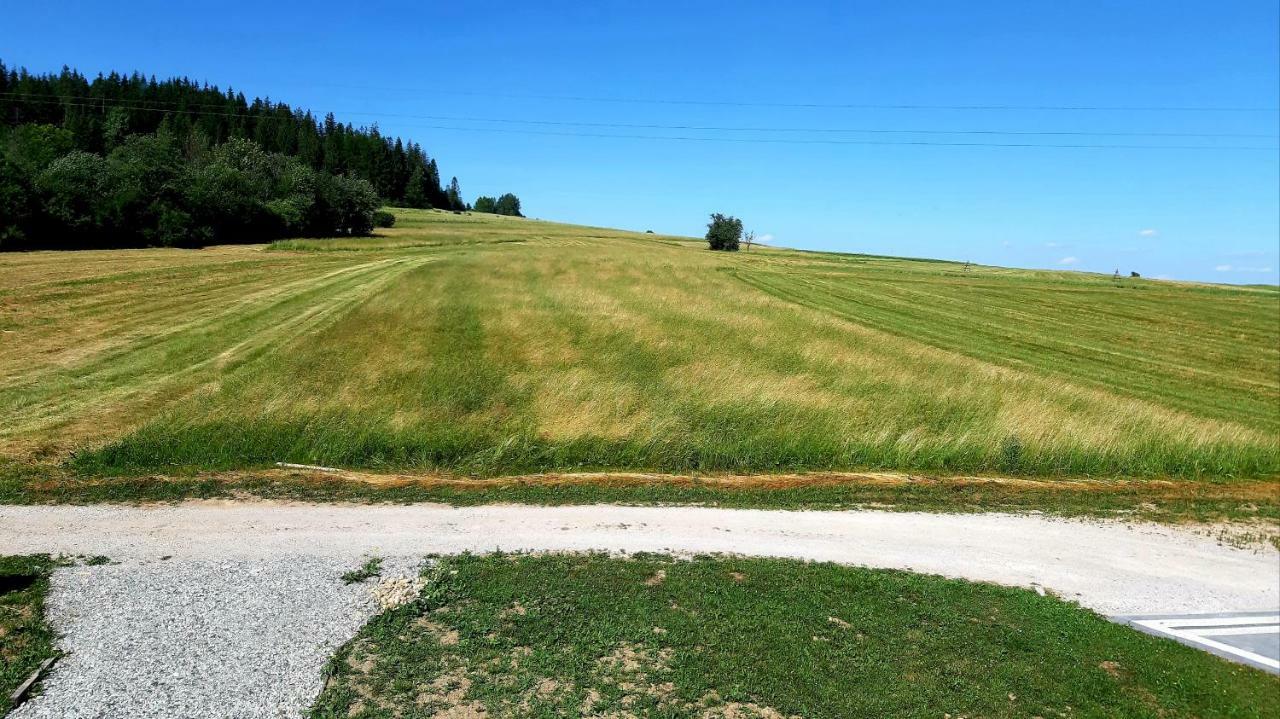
<box><xmin>3</xmin><ymin>208</ymin><xmax>1277</xmax><ymax>479</ymax></box>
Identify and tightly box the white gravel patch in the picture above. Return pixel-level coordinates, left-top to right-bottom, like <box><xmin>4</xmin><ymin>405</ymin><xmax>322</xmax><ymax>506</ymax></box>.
<box><xmin>10</xmin><ymin>554</ymin><xmax>422</xmax><ymax>719</ymax></box>
<box><xmin>0</xmin><ymin>502</ymin><xmax>1276</xmax><ymax>717</ymax></box>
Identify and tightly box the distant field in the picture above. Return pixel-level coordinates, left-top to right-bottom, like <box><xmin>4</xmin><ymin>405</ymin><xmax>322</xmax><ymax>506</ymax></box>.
<box><xmin>1</xmin><ymin>207</ymin><xmax>1276</xmax><ymax>482</ymax></box>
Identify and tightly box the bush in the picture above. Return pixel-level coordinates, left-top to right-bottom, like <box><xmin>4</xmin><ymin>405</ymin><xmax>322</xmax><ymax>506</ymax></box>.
<box><xmin>705</xmin><ymin>213</ymin><xmax>742</xmax><ymax>251</ymax></box>
<box><xmin>373</xmin><ymin>210</ymin><xmax>396</xmax><ymax>228</ymax></box>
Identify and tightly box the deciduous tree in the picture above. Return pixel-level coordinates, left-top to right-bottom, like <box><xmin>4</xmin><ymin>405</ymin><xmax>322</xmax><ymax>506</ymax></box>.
<box><xmin>705</xmin><ymin>213</ymin><xmax>742</xmax><ymax>251</ymax></box>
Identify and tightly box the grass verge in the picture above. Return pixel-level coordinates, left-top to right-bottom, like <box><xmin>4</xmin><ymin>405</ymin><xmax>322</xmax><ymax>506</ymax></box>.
<box><xmin>4</xmin><ymin>467</ymin><xmax>1278</xmax><ymax>540</ymax></box>
<box><xmin>0</xmin><ymin>555</ymin><xmax>58</xmax><ymax>716</ymax></box>
<box><xmin>311</xmin><ymin>553</ymin><xmax>1279</xmax><ymax>718</ymax></box>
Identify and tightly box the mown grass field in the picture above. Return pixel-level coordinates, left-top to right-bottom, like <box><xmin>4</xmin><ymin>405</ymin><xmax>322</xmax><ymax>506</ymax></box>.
<box><xmin>312</xmin><ymin>554</ymin><xmax>1279</xmax><ymax>718</ymax></box>
<box><xmin>1</xmin><ymin>208</ymin><xmax>1277</xmax><ymax>492</ymax></box>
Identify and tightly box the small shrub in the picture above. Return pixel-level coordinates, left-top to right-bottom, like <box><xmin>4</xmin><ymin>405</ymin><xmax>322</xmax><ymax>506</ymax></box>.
<box><xmin>373</xmin><ymin>210</ymin><xmax>396</xmax><ymax>228</ymax></box>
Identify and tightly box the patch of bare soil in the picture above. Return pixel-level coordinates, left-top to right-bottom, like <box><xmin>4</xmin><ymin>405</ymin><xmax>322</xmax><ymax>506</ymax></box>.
<box><xmin>32</xmin><ymin>466</ymin><xmax>1279</xmax><ymax>508</ymax></box>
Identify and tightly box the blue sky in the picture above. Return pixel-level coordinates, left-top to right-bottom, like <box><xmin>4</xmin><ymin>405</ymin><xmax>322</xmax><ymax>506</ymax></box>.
<box><xmin>3</xmin><ymin>1</ymin><xmax>1277</xmax><ymax>283</ymax></box>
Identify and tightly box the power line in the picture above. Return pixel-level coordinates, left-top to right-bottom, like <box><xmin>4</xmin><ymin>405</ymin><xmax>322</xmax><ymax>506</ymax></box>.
<box><xmin>322</xmin><ymin>113</ymin><xmax>1280</xmax><ymax>140</ymax></box>
<box><xmin>306</xmin><ymin>85</ymin><xmax>1280</xmax><ymax>113</ymax></box>
<box><xmin>4</xmin><ymin>93</ymin><xmax>1277</xmax><ymax>151</ymax></box>
<box><xmin>386</xmin><ymin>123</ymin><xmax>1280</xmax><ymax>151</ymax></box>
<box><xmin>6</xmin><ymin>91</ymin><xmax>1273</xmax><ymax>138</ymax></box>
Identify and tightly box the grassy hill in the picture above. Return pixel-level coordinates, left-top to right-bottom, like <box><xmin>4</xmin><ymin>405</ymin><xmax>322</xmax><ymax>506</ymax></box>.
<box><xmin>1</xmin><ymin>208</ymin><xmax>1276</xmax><ymax>487</ymax></box>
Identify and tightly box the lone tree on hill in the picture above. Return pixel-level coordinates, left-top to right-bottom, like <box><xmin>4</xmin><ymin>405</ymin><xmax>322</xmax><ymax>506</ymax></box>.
<box><xmin>494</xmin><ymin>193</ymin><xmax>523</xmax><ymax>217</ymax></box>
<box><xmin>706</xmin><ymin>213</ymin><xmax>742</xmax><ymax>251</ymax></box>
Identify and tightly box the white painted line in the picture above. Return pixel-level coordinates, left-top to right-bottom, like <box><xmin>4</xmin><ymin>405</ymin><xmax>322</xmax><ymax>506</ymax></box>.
<box><xmin>1144</xmin><ymin>615</ymin><xmax>1278</xmax><ymax>629</ymax></box>
<box><xmin>1132</xmin><ymin>619</ymin><xmax>1280</xmax><ymax>670</ymax></box>
<box><xmin>1184</xmin><ymin>625</ymin><xmax>1280</xmax><ymax>638</ymax></box>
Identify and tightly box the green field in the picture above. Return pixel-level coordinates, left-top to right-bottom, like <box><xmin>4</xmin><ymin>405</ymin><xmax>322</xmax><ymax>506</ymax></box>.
<box><xmin>2</xmin><ymin>208</ymin><xmax>1277</xmax><ymax>486</ymax></box>
<box><xmin>312</xmin><ymin>553</ymin><xmax>1279</xmax><ymax>718</ymax></box>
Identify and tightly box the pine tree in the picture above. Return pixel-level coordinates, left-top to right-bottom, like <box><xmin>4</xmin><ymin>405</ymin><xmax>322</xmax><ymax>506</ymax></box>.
<box><xmin>447</xmin><ymin>177</ymin><xmax>463</xmax><ymax>211</ymax></box>
<box><xmin>404</xmin><ymin>166</ymin><xmax>429</xmax><ymax>208</ymax></box>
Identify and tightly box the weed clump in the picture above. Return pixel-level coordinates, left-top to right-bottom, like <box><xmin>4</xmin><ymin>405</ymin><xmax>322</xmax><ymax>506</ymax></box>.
<box><xmin>342</xmin><ymin>558</ymin><xmax>383</xmax><ymax>584</ymax></box>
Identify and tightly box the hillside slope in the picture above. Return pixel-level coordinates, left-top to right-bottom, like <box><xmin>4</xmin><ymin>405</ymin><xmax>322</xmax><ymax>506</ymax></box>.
<box><xmin>1</xmin><ymin>208</ymin><xmax>1276</xmax><ymax>480</ymax></box>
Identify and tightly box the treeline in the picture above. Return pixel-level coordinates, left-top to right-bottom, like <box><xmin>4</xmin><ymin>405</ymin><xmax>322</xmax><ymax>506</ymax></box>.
<box><xmin>0</xmin><ymin>61</ymin><xmax>495</xmax><ymax>249</ymax></box>
<box><xmin>2</xmin><ymin>127</ymin><xmax>380</xmax><ymax>249</ymax></box>
<box><xmin>472</xmin><ymin>193</ymin><xmax>523</xmax><ymax>216</ymax></box>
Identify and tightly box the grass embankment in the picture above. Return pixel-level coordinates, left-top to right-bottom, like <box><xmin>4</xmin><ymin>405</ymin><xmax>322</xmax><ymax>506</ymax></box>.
<box><xmin>0</xmin><ymin>556</ymin><xmax>58</xmax><ymax>715</ymax></box>
<box><xmin>1</xmin><ymin>208</ymin><xmax>1277</xmax><ymax>493</ymax></box>
<box><xmin>311</xmin><ymin>554</ymin><xmax>1279</xmax><ymax>718</ymax></box>
<box><xmin>5</xmin><ymin>468</ymin><xmax>1278</xmax><ymax>532</ymax></box>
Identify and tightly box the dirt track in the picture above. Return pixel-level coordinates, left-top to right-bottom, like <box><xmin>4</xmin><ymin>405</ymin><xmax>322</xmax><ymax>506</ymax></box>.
<box><xmin>2</xmin><ymin>501</ymin><xmax>1275</xmax><ymax>615</ymax></box>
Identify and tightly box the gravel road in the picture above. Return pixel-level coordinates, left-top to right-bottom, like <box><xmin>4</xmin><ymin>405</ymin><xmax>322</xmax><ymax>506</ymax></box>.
<box><xmin>1</xmin><ymin>502</ymin><xmax>1276</xmax><ymax>717</ymax></box>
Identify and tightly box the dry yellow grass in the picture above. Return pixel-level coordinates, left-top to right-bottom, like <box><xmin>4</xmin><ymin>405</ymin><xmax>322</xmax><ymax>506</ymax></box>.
<box><xmin>1</xmin><ymin>207</ymin><xmax>1276</xmax><ymax>479</ymax></box>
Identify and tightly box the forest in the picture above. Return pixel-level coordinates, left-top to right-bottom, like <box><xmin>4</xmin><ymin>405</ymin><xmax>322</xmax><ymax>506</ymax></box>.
<box><xmin>0</xmin><ymin>62</ymin><xmax>519</xmax><ymax>249</ymax></box>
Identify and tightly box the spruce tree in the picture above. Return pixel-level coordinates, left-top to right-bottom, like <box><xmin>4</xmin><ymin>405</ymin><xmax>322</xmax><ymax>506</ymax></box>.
<box><xmin>447</xmin><ymin>177</ymin><xmax>463</xmax><ymax>211</ymax></box>
<box><xmin>404</xmin><ymin>166</ymin><xmax>429</xmax><ymax>208</ymax></box>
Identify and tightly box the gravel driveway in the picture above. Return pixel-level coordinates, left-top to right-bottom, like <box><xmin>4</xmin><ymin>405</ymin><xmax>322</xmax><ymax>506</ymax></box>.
<box><xmin>1</xmin><ymin>502</ymin><xmax>1276</xmax><ymax>717</ymax></box>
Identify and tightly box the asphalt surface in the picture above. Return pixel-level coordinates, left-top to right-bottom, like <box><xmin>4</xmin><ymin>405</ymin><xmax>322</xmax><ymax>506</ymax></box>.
<box><xmin>1119</xmin><ymin>611</ymin><xmax>1279</xmax><ymax>673</ymax></box>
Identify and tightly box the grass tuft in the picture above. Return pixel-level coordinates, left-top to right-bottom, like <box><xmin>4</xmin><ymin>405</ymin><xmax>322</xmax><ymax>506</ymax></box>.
<box><xmin>341</xmin><ymin>558</ymin><xmax>383</xmax><ymax>584</ymax></box>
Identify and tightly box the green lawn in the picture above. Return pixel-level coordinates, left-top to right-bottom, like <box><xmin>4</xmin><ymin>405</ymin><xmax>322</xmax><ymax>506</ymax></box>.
<box><xmin>2</xmin><ymin>207</ymin><xmax>1276</xmax><ymax>485</ymax></box>
<box><xmin>0</xmin><ymin>555</ymin><xmax>58</xmax><ymax>715</ymax></box>
<box><xmin>311</xmin><ymin>553</ymin><xmax>1279</xmax><ymax>718</ymax></box>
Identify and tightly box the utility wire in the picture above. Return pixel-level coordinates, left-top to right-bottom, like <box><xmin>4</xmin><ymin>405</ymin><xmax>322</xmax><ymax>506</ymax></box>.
<box><xmin>4</xmin><ymin>93</ymin><xmax>1276</xmax><ymax>151</ymax></box>
<box><xmin>286</xmin><ymin>84</ymin><xmax>1280</xmax><ymax>113</ymax></box>
<box><xmin>385</xmin><ymin>123</ymin><xmax>1280</xmax><ymax>150</ymax></box>
<box><xmin>3</xmin><ymin>92</ymin><xmax>1275</xmax><ymax>139</ymax></box>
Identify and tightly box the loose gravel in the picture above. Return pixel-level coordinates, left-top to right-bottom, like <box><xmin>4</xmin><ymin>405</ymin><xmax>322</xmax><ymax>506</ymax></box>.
<box><xmin>8</xmin><ymin>554</ymin><xmax>421</xmax><ymax>719</ymax></box>
<box><xmin>0</xmin><ymin>502</ymin><xmax>1276</xmax><ymax>717</ymax></box>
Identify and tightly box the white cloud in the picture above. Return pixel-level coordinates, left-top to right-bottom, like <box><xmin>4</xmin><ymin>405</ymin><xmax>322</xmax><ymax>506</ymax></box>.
<box><xmin>1044</xmin><ymin>241</ymin><xmax>1062</xmax><ymax>248</ymax></box>
<box><xmin>757</xmin><ymin>233</ymin><xmax>774</xmax><ymax>243</ymax></box>
<box><xmin>1138</xmin><ymin>229</ymin><xmax>1158</xmax><ymax>237</ymax></box>
<box><xmin>1215</xmin><ymin>264</ymin><xmax>1273</xmax><ymax>273</ymax></box>
<box><xmin>1001</xmin><ymin>240</ymin><xmax>1012</xmax><ymax>247</ymax></box>
<box><xmin>1058</xmin><ymin>256</ymin><xmax>1078</xmax><ymax>266</ymax></box>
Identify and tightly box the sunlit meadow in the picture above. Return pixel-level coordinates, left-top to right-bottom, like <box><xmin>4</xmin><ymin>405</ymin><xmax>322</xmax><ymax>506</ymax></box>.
<box><xmin>2</xmin><ymin>208</ymin><xmax>1276</xmax><ymax>479</ymax></box>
